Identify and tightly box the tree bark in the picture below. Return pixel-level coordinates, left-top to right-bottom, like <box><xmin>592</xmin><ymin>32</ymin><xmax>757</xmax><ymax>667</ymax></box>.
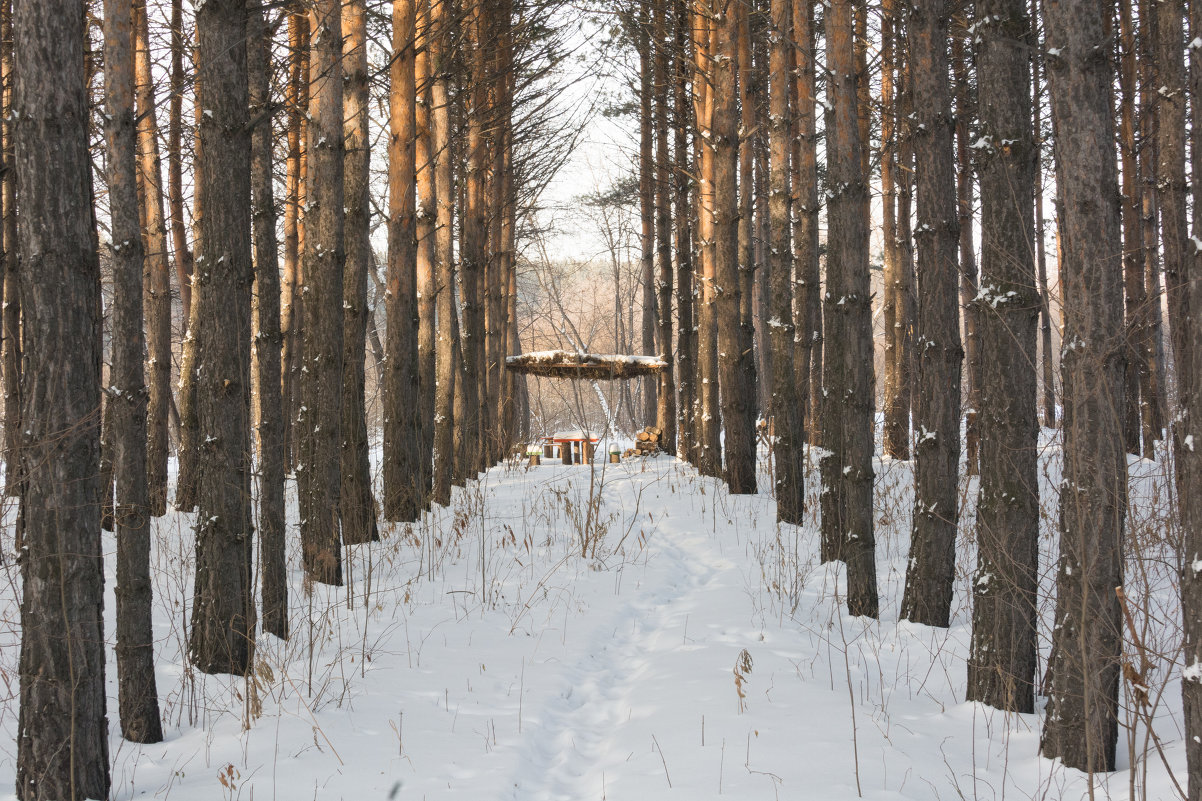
<box><xmin>430</xmin><ymin>0</ymin><xmax>457</xmax><ymax>506</ymax></box>
<box><xmin>1118</xmin><ymin>0</ymin><xmax>1147</xmax><ymax>455</ymax></box>
<box><xmin>281</xmin><ymin>6</ymin><xmax>309</xmax><ymax>474</ymax></box>
<box><xmin>133</xmin><ymin>0</ymin><xmax>172</xmax><ymax>518</ymax></box>
<box><xmin>250</xmin><ymin>1</ymin><xmax>287</xmax><ymax>640</ymax></box>
<box><xmin>713</xmin><ymin>0</ymin><xmax>754</xmax><ymax>494</ymax></box>
<box><xmin>1</xmin><ymin>0</ymin><xmax>19</xmax><ymax>501</ymax></box>
<box><xmin>673</xmin><ymin>0</ymin><xmax>694</xmax><ymax>461</ymax></box>
<box><xmin>768</xmin><ymin>0</ymin><xmax>802</xmax><ymax>524</ymax></box>
<box><xmin>899</xmin><ymin>0</ymin><xmax>962</xmax><ymax>628</ymax></box>
<box><xmin>106</xmin><ymin>0</ymin><xmax>164</xmax><ymax>743</ymax></box>
<box><xmin>693</xmin><ymin>8</ymin><xmax>720</xmax><ymax>476</ymax></box>
<box><xmin>296</xmin><ymin>0</ymin><xmax>345</xmax><ymax>585</ymax></box>
<box><xmin>639</xmin><ymin>2</ymin><xmax>657</xmax><ymax>427</ymax></box>
<box><xmin>416</xmin><ymin>1</ymin><xmax>436</xmax><ymax>502</ymax></box>
<box><xmin>189</xmin><ymin>0</ymin><xmax>256</xmax><ymax>674</ymax></box>
<box><xmin>952</xmin><ymin>31</ymin><xmax>981</xmax><ymax>477</ymax></box>
<box><xmin>14</xmin><ymin>0</ymin><xmax>111</xmax><ymax>793</ymax></box>
<box><xmin>820</xmin><ymin>0</ymin><xmax>877</xmax><ymax>617</ymax></box>
<box><xmin>340</xmin><ymin>0</ymin><xmax>378</xmax><ymax>545</ymax></box>
<box><xmin>1038</xmin><ymin>0</ymin><xmax>1127</xmax><ymax>770</ymax></box>
<box><xmin>967</xmin><ymin>0</ymin><xmax>1039</xmax><ymax>714</ymax></box>
<box><xmin>792</xmin><ymin>0</ymin><xmax>820</xmax><ymax>449</ymax></box>
<box><xmin>880</xmin><ymin>0</ymin><xmax>908</xmax><ymax>461</ymax></box>
<box><xmin>168</xmin><ymin>0</ymin><xmax>193</xmax><ymax>326</ymax></box>
<box><xmin>654</xmin><ymin>0</ymin><xmax>675</xmax><ymax>454</ymax></box>
<box><xmin>384</xmin><ymin>0</ymin><xmax>424</xmax><ymax>522</ymax></box>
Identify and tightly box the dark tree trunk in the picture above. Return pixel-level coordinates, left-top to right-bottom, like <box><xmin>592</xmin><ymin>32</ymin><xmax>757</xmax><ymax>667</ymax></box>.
<box><xmin>168</xmin><ymin>0</ymin><xmax>193</xmax><ymax>329</ymax></box>
<box><xmin>819</xmin><ymin>0</ymin><xmax>877</xmax><ymax>618</ymax></box>
<box><xmin>639</xmin><ymin>3</ymin><xmax>657</xmax><ymax>426</ymax></box>
<box><xmin>339</xmin><ymin>0</ymin><xmax>378</xmax><ymax>545</ymax></box>
<box><xmin>736</xmin><ymin>1</ymin><xmax>759</xmax><ymax>444</ymax></box>
<box><xmin>768</xmin><ymin>0</ymin><xmax>802</xmax><ymax>523</ymax></box>
<box><xmin>1118</xmin><ymin>0</ymin><xmax>1147</xmax><ymax>454</ymax></box>
<box><xmin>249</xmin><ymin>1</ymin><xmax>287</xmax><ymax>640</ymax></box>
<box><xmin>14</xmin><ymin>0</ymin><xmax>111</xmax><ymax>793</ymax></box>
<box><xmin>1038</xmin><ymin>0</ymin><xmax>1127</xmax><ymax>770</ymax></box>
<box><xmin>297</xmin><ymin>0</ymin><xmax>345</xmax><ymax>585</ymax></box>
<box><xmin>899</xmin><ymin>0</ymin><xmax>962</xmax><ymax>629</ymax></box>
<box><xmin>674</xmin><ymin>0</ymin><xmax>694</xmax><ymax>460</ymax></box>
<box><xmin>384</xmin><ymin>0</ymin><xmax>425</xmax><ymax>522</ymax></box>
<box><xmin>106</xmin><ymin>0</ymin><xmax>163</xmax><ymax>743</ymax></box>
<box><xmin>1</xmin><ymin>0</ymin><xmax>18</xmax><ymax>501</ymax></box>
<box><xmin>952</xmin><ymin>31</ymin><xmax>981</xmax><ymax>477</ymax></box>
<box><xmin>654</xmin><ymin>0</ymin><xmax>675</xmax><ymax>454</ymax></box>
<box><xmin>714</xmin><ymin>0</ymin><xmax>754</xmax><ymax>494</ymax></box>
<box><xmin>967</xmin><ymin>0</ymin><xmax>1039</xmax><ymax>714</ymax></box>
<box><xmin>189</xmin><ymin>0</ymin><xmax>256</xmax><ymax>674</ymax></box>
<box><xmin>1185</xmin><ymin>0</ymin><xmax>1202</xmax><ymax>792</ymax></box>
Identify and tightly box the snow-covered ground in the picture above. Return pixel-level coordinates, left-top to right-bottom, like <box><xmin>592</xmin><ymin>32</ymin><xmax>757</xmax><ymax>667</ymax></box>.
<box><xmin>0</xmin><ymin>434</ymin><xmax>1186</xmax><ymax>800</ymax></box>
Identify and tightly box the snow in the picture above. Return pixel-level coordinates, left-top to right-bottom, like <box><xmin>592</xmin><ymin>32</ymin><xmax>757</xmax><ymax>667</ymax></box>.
<box><xmin>0</xmin><ymin>430</ymin><xmax>1186</xmax><ymax>800</ymax></box>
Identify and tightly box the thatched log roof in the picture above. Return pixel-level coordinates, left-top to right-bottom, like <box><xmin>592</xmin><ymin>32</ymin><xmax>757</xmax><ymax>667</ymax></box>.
<box><xmin>504</xmin><ymin>350</ymin><xmax>667</xmax><ymax>380</ymax></box>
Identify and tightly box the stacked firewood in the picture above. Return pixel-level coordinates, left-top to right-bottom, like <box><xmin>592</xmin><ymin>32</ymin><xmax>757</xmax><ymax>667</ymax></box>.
<box><xmin>624</xmin><ymin>426</ymin><xmax>664</xmax><ymax>458</ymax></box>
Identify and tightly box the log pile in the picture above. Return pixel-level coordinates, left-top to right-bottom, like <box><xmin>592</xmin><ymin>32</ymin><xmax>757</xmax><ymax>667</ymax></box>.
<box><xmin>624</xmin><ymin>426</ymin><xmax>665</xmax><ymax>458</ymax></box>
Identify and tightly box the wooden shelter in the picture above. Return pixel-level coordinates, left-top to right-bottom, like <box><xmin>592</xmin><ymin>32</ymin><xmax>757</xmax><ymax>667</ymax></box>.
<box><xmin>504</xmin><ymin>350</ymin><xmax>667</xmax><ymax>381</ymax></box>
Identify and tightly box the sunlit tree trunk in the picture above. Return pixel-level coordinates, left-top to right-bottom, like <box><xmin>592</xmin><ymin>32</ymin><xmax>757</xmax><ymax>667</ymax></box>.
<box><xmin>416</xmin><ymin>0</ymin><xmax>435</xmax><ymax>502</ymax></box>
<box><xmin>281</xmin><ymin>7</ymin><xmax>309</xmax><ymax>474</ymax></box>
<box><xmin>654</xmin><ymin>0</ymin><xmax>675</xmax><ymax>453</ymax></box>
<box><xmin>384</xmin><ymin>0</ymin><xmax>424</xmax><ymax>522</ymax></box>
<box><xmin>880</xmin><ymin>0</ymin><xmax>908</xmax><ymax>461</ymax></box>
<box><xmin>340</xmin><ymin>0</ymin><xmax>379</xmax><ymax>545</ymax></box>
<box><xmin>133</xmin><ymin>0</ymin><xmax>172</xmax><ymax>518</ymax></box>
<box><xmin>792</xmin><ymin>0</ymin><xmax>820</xmax><ymax>448</ymax></box>
<box><xmin>693</xmin><ymin>6</ymin><xmax>720</xmax><ymax>477</ymax></box>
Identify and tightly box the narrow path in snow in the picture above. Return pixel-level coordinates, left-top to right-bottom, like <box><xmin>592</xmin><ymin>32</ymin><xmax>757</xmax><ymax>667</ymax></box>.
<box><xmin>505</xmin><ymin>508</ymin><xmax>727</xmax><ymax>800</ymax></box>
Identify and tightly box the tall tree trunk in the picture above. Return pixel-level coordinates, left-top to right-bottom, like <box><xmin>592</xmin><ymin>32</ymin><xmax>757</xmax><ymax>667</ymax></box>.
<box><xmin>189</xmin><ymin>0</ymin><xmax>256</xmax><ymax>674</ymax></box>
<box><xmin>280</xmin><ymin>7</ymin><xmax>309</xmax><ymax>474</ymax></box>
<box><xmin>674</xmin><ymin>0</ymin><xmax>694</xmax><ymax>460</ymax></box>
<box><xmin>14</xmin><ymin>2</ymin><xmax>111</xmax><ymax>793</ymax></box>
<box><xmin>430</xmin><ymin>0</ymin><xmax>457</xmax><ymax>506</ymax></box>
<box><xmin>250</xmin><ymin>1</ymin><xmax>287</xmax><ymax>640</ymax></box>
<box><xmin>792</xmin><ymin>0</ymin><xmax>820</xmax><ymax>448</ymax></box>
<box><xmin>639</xmin><ymin>2</ymin><xmax>657</xmax><ymax>426</ymax></box>
<box><xmin>0</xmin><ymin>0</ymin><xmax>17</xmax><ymax>501</ymax></box>
<box><xmin>133</xmin><ymin>0</ymin><xmax>172</xmax><ymax>518</ymax></box>
<box><xmin>693</xmin><ymin>7</ymin><xmax>720</xmax><ymax>476</ymax></box>
<box><xmin>1157</xmin><ymin>0</ymin><xmax>1190</xmax><ymax>429</ymax></box>
<box><xmin>297</xmin><ymin>0</ymin><xmax>344</xmax><ymax>586</ymax></box>
<box><xmin>168</xmin><ymin>0</ymin><xmax>193</xmax><ymax>326</ymax></box>
<box><xmin>340</xmin><ymin>0</ymin><xmax>378</xmax><ymax>545</ymax></box>
<box><xmin>880</xmin><ymin>0</ymin><xmax>908</xmax><ymax>461</ymax></box>
<box><xmin>894</xmin><ymin>47</ymin><xmax>916</xmax><ymax>457</ymax></box>
<box><xmin>736</xmin><ymin>0</ymin><xmax>759</xmax><ymax>450</ymax></box>
<box><xmin>105</xmin><ymin>0</ymin><xmax>163</xmax><ymax>744</ymax></box>
<box><xmin>384</xmin><ymin>0</ymin><xmax>424</xmax><ymax>522</ymax></box>
<box><xmin>952</xmin><ymin>30</ymin><xmax>981</xmax><ymax>477</ymax></box>
<box><xmin>1181</xmin><ymin>0</ymin><xmax>1202</xmax><ymax>789</ymax></box>
<box><xmin>967</xmin><ymin>0</ymin><xmax>1039</xmax><ymax>714</ymax></box>
<box><xmin>1138</xmin><ymin>5</ymin><xmax>1165</xmax><ymax>443</ymax></box>
<box><xmin>1039</xmin><ymin>0</ymin><xmax>1127</xmax><ymax>770</ymax></box>
<box><xmin>769</xmin><ymin>0</ymin><xmax>802</xmax><ymax>523</ymax></box>
<box><xmin>899</xmin><ymin>0</ymin><xmax>962</xmax><ymax>628</ymax></box>
<box><xmin>714</xmin><ymin>0</ymin><xmax>754</xmax><ymax>494</ymax></box>
<box><xmin>654</xmin><ymin>0</ymin><xmax>675</xmax><ymax>453</ymax></box>
<box><xmin>1033</xmin><ymin>41</ymin><xmax>1057</xmax><ymax>431</ymax></box>
<box><xmin>416</xmin><ymin>0</ymin><xmax>435</xmax><ymax>503</ymax></box>
<box><xmin>1118</xmin><ymin>0</ymin><xmax>1148</xmax><ymax>455</ymax></box>
<box><xmin>820</xmin><ymin>0</ymin><xmax>878</xmax><ymax>617</ymax></box>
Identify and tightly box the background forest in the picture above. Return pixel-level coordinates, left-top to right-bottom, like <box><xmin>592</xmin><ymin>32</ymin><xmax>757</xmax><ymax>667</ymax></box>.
<box><xmin>2</xmin><ymin>0</ymin><xmax>1200</xmax><ymax>798</ymax></box>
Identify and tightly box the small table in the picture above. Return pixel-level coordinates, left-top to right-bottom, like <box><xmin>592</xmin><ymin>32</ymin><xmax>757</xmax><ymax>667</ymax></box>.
<box><xmin>541</xmin><ymin>431</ymin><xmax>600</xmax><ymax>465</ymax></box>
